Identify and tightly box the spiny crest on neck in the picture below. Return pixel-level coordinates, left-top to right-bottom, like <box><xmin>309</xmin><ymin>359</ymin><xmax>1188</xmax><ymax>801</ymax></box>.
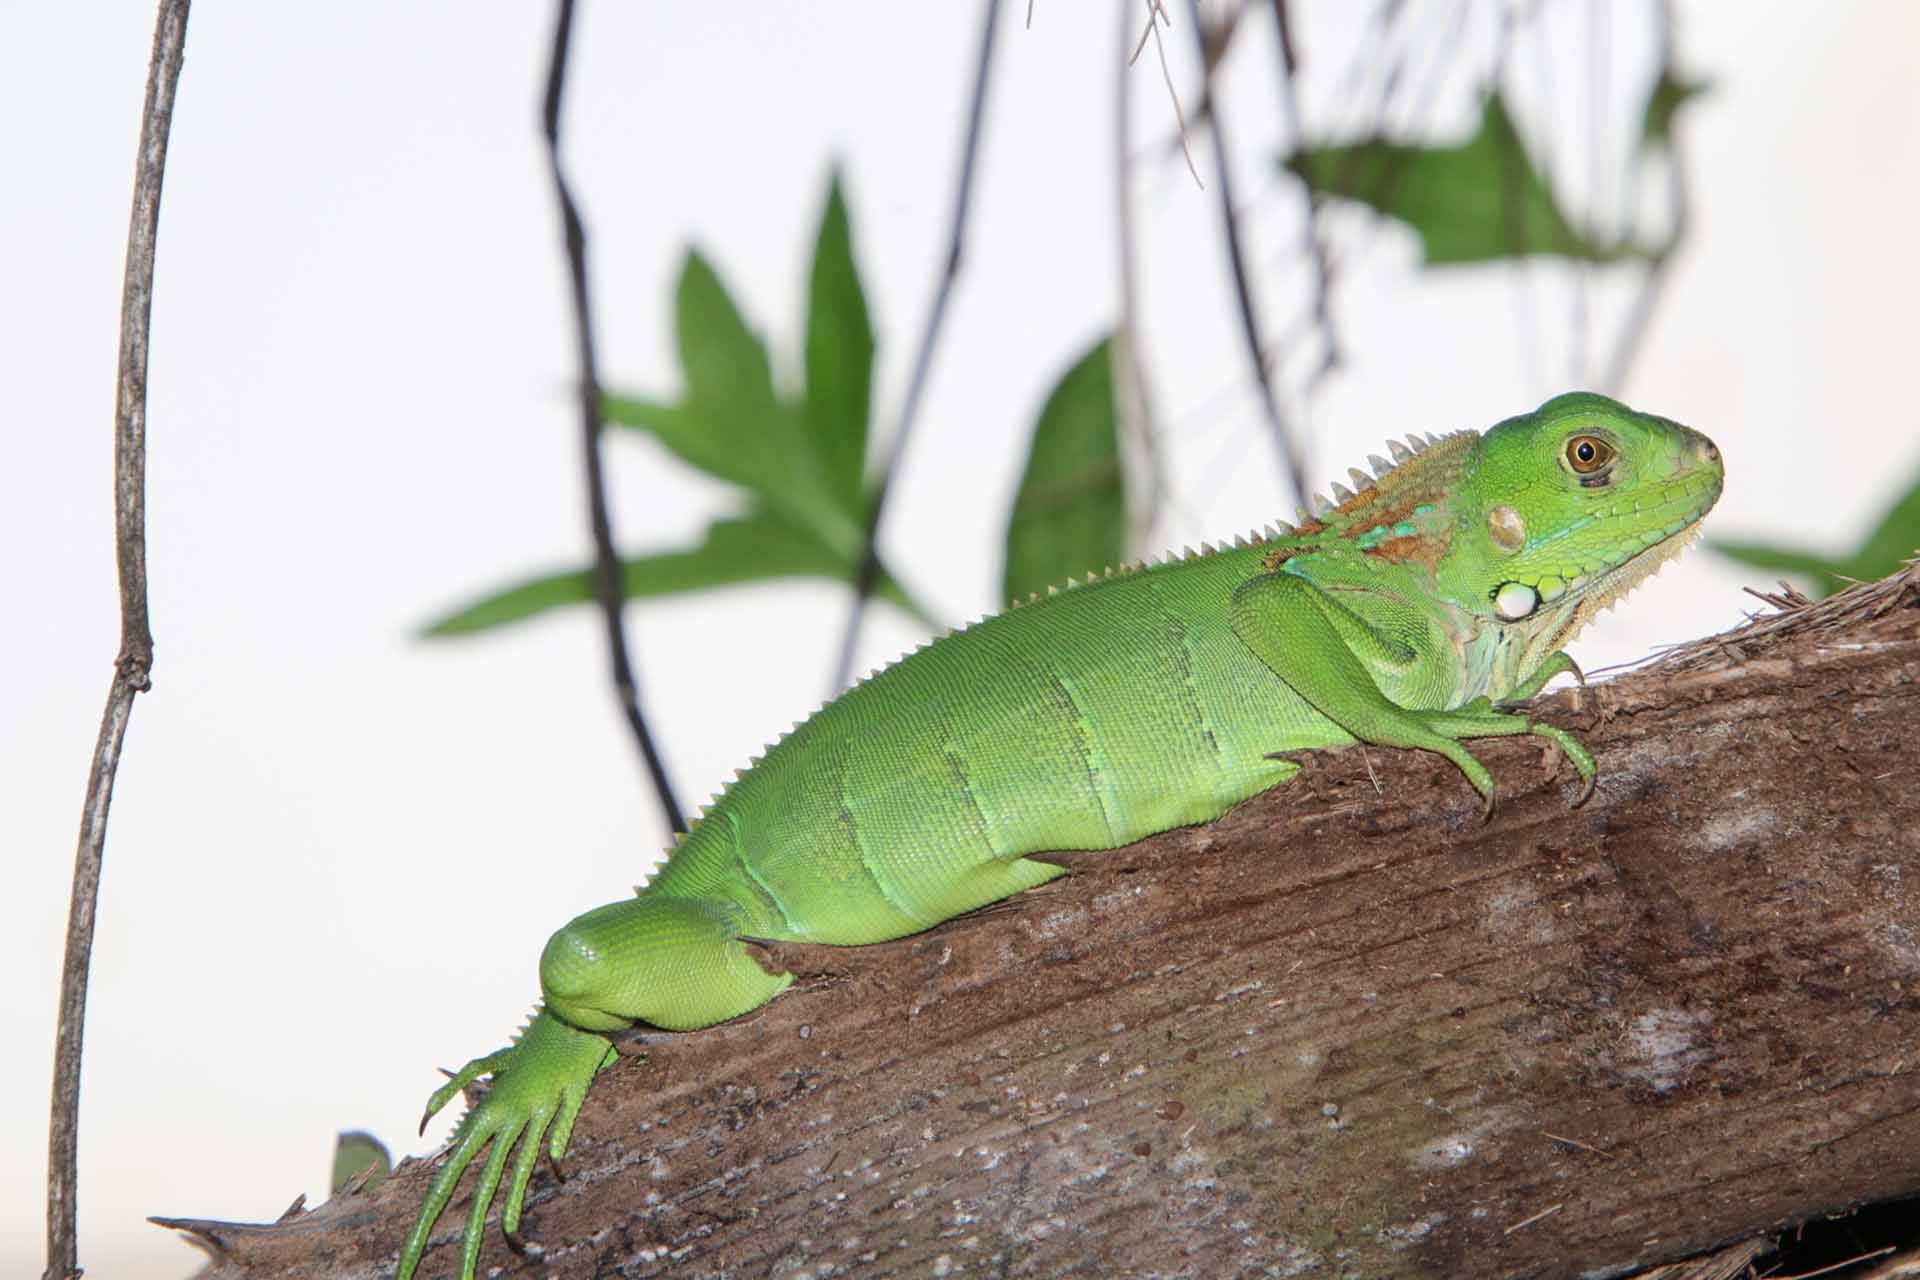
<box><xmin>1001</xmin><ymin>525</ymin><xmax>1293</xmax><ymax>613</ymax></box>
<box><xmin>1264</xmin><ymin>428</ymin><xmax>1477</xmax><ymax>569</ymax></box>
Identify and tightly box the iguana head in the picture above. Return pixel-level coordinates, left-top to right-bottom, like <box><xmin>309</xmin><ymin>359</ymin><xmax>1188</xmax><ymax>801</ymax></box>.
<box><xmin>1438</xmin><ymin>390</ymin><xmax>1723</xmax><ymax>670</ymax></box>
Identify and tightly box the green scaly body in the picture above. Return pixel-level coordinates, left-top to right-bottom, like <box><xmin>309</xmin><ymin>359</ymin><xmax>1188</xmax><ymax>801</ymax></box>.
<box><xmin>395</xmin><ymin>392</ymin><xmax>1722</xmax><ymax>1278</ymax></box>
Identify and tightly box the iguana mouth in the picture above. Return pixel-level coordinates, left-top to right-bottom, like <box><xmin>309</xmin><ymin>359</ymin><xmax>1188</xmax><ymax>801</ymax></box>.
<box><xmin>1569</xmin><ymin>456</ymin><xmax>1723</xmax><ymax>628</ymax></box>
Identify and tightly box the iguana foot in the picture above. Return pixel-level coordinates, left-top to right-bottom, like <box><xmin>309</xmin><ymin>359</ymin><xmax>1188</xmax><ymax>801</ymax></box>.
<box><xmin>396</xmin><ymin>1007</ymin><xmax>617</xmax><ymax>1280</ymax></box>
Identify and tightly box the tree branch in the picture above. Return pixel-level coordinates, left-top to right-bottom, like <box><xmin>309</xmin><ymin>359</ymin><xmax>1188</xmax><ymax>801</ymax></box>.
<box><xmin>1600</xmin><ymin>0</ymin><xmax>1688</xmax><ymax>396</ymax></box>
<box><xmin>163</xmin><ymin>565</ymin><xmax>1920</xmax><ymax>1277</ymax></box>
<box><xmin>1267</xmin><ymin>0</ymin><xmax>1339</xmax><ymax>393</ymax></box>
<box><xmin>1115</xmin><ymin>0</ymin><xmax>1168</xmax><ymax>543</ymax></box>
<box><xmin>1186</xmin><ymin>0</ymin><xmax>1312</xmax><ymax>513</ymax></box>
<box><xmin>541</xmin><ymin>0</ymin><xmax>685</xmax><ymax>833</ymax></box>
<box><xmin>44</xmin><ymin>3</ymin><xmax>187</xmax><ymax>1277</ymax></box>
<box><xmin>829</xmin><ymin>0</ymin><xmax>1001</xmax><ymax>695</ymax></box>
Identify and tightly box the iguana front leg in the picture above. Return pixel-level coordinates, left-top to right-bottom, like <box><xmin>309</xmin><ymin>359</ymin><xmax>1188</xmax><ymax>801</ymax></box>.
<box><xmin>1228</xmin><ymin>572</ymin><xmax>1596</xmax><ymax>814</ymax></box>
<box><xmin>1502</xmin><ymin>649</ymin><xmax>1584</xmax><ymax>703</ymax></box>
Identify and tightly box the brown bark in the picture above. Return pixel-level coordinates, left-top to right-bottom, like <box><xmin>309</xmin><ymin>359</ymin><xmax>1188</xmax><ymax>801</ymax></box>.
<box><xmin>160</xmin><ymin>568</ymin><xmax>1920</xmax><ymax>1279</ymax></box>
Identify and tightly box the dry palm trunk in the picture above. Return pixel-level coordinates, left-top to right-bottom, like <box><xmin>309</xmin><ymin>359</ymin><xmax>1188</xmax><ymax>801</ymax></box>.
<box><xmin>159</xmin><ymin>566</ymin><xmax>1920</xmax><ymax>1279</ymax></box>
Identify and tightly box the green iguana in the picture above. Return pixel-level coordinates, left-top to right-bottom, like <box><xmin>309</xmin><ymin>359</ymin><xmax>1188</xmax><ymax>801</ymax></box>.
<box><xmin>395</xmin><ymin>391</ymin><xmax>1722</xmax><ymax>1279</ymax></box>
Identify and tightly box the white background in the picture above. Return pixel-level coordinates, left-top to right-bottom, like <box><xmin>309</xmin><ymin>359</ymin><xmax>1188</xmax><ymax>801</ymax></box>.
<box><xmin>5</xmin><ymin>3</ymin><xmax>1916</xmax><ymax>1276</ymax></box>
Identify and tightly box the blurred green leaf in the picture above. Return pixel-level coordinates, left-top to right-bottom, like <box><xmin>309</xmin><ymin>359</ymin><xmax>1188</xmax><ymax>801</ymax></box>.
<box><xmin>1849</xmin><ymin>469</ymin><xmax>1920</xmax><ymax>573</ymax></box>
<box><xmin>675</xmin><ymin>249</ymin><xmax>780</xmax><ymax>426</ymax></box>
<box><xmin>804</xmin><ymin>173</ymin><xmax>875</xmax><ymax>512</ymax></box>
<box><xmin>602</xmin><ymin>389</ymin><xmax>855</xmax><ymax>551</ymax></box>
<box><xmin>602</xmin><ymin>392</ymin><xmax>761</xmax><ymax>495</ymax></box>
<box><xmin>1712</xmin><ymin>465</ymin><xmax>1920</xmax><ymax>597</ymax></box>
<box><xmin>1284</xmin><ymin>92</ymin><xmax>1638</xmax><ymax>266</ymax></box>
<box><xmin>331</xmin><ymin>1130</ymin><xmax>390</xmax><ymax>1194</ymax></box>
<box><xmin>1003</xmin><ymin>337</ymin><xmax>1125</xmax><ymax>605</ymax></box>
<box><xmin>424</xmin><ymin>510</ymin><xmax>930</xmax><ymax>637</ymax></box>
<box><xmin>440</xmin><ymin>177</ymin><xmax>912</xmax><ymax>642</ymax></box>
<box><xmin>666</xmin><ymin>254</ymin><xmax>855</xmax><ymax>548</ymax></box>
<box><xmin>1639</xmin><ymin>68</ymin><xmax>1709</xmax><ymax>152</ymax></box>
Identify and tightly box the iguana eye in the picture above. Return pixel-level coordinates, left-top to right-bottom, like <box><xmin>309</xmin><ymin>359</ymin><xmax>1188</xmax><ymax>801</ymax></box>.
<box><xmin>1565</xmin><ymin>435</ymin><xmax>1614</xmax><ymax>474</ymax></box>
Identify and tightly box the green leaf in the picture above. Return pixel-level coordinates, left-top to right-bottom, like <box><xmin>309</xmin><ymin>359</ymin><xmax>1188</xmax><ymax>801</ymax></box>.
<box><xmin>422</xmin><ymin>510</ymin><xmax>930</xmax><ymax>637</ymax></box>
<box><xmin>804</xmin><ymin>172</ymin><xmax>875</xmax><ymax>512</ymax></box>
<box><xmin>1003</xmin><ymin>337</ymin><xmax>1126</xmax><ymax>605</ymax></box>
<box><xmin>1848</xmin><ymin>466</ymin><xmax>1920</xmax><ymax>578</ymax></box>
<box><xmin>1712</xmin><ymin>463</ymin><xmax>1920</xmax><ymax>599</ymax></box>
<box><xmin>331</xmin><ymin>1131</ymin><xmax>390</xmax><ymax>1194</ymax></box>
<box><xmin>1639</xmin><ymin>68</ymin><xmax>1709</xmax><ymax>152</ymax></box>
<box><xmin>602</xmin><ymin>392</ymin><xmax>769</xmax><ymax>497</ymax></box>
<box><xmin>1284</xmin><ymin>92</ymin><xmax>1631</xmax><ymax>266</ymax></box>
<box><xmin>605</xmin><ymin>249</ymin><xmax>862</xmax><ymax>556</ymax></box>
<box><xmin>676</xmin><ymin>249</ymin><xmax>781</xmax><ymax>426</ymax></box>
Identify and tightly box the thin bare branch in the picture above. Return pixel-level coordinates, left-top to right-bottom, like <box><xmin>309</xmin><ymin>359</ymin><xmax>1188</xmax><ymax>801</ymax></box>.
<box><xmin>1267</xmin><ymin>0</ymin><xmax>1339</xmax><ymax>392</ymax></box>
<box><xmin>830</xmin><ymin>0</ymin><xmax>1001</xmax><ymax>694</ymax></box>
<box><xmin>1185</xmin><ymin>0</ymin><xmax>1312</xmax><ymax>511</ymax></box>
<box><xmin>1571</xmin><ymin>0</ymin><xmax>1608</xmax><ymax>388</ymax></box>
<box><xmin>1142</xmin><ymin>1</ymin><xmax>1204</xmax><ymax>188</ymax></box>
<box><xmin>44</xmin><ymin>3</ymin><xmax>187</xmax><ymax>1277</ymax></box>
<box><xmin>1130</xmin><ymin>0</ymin><xmax>1173</xmax><ymax>65</ymax></box>
<box><xmin>541</xmin><ymin>0</ymin><xmax>685</xmax><ymax>833</ymax></box>
<box><xmin>1600</xmin><ymin>0</ymin><xmax>1687</xmax><ymax>395</ymax></box>
<box><xmin>1494</xmin><ymin>1</ymin><xmax>1547</xmax><ymax>391</ymax></box>
<box><xmin>1116</xmin><ymin>0</ymin><xmax>1168</xmax><ymax>544</ymax></box>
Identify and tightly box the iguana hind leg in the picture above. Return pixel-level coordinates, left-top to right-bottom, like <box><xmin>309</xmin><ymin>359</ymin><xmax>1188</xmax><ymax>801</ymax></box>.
<box><xmin>540</xmin><ymin>894</ymin><xmax>796</xmax><ymax>1032</ymax></box>
<box><xmin>399</xmin><ymin>894</ymin><xmax>799</xmax><ymax>1280</ymax></box>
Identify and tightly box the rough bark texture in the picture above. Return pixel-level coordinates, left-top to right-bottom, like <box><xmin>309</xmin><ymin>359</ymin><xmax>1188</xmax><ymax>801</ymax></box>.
<box><xmin>160</xmin><ymin>568</ymin><xmax>1920</xmax><ymax>1279</ymax></box>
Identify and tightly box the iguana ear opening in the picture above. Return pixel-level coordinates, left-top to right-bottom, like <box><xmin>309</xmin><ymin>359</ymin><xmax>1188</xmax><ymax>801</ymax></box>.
<box><xmin>1487</xmin><ymin>504</ymin><xmax>1527</xmax><ymax>553</ymax></box>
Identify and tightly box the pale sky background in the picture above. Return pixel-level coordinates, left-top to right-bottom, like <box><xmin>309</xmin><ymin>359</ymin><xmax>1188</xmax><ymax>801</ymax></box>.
<box><xmin>5</xmin><ymin>3</ymin><xmax>1917</xmax><ymax>1276</ymax></box>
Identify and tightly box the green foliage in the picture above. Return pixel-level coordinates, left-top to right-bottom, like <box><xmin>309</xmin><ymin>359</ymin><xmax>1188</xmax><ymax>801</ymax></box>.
<box><xmin>1285</xmin><ymin>93</ymin><xmax>1611</xmax><ymax>265</ymax></box>
<box><xmin>1640</xmin><ymin>68</ymin><xmax>1709</xmax><ymax>152</ymax></box>
<box><xmin>804</xmin><ymin>180</ymin><xmax>875</xmax><ymax>516</ymax></box>
<box><xmin>331</xmin><ymin>1130</ymin><xmax>390</xmax><ymax>1194</ymax></box>
<box><xmin>428</xmin><ymin>512</ymin><xmax>920</xmax><ymax>636</ymax></box>
<box><xmin>424</xmin><ymin>172</ymin><xmax>927</xmax><ymax>637</ymax></box>
<box><xmin>1713</xmin><ymin>467</ymin><xmax>1920</xmax><ymax>597</ymax></box>
<box><xmin>1003</xmin><ymin>337</ymin><xmax>1125</xmax><ymax>605</ymax></box>
<box><xmin>1282</xmin><ymin>70</ymin><xmax>1703</xmax><ymax>267</ymax></box>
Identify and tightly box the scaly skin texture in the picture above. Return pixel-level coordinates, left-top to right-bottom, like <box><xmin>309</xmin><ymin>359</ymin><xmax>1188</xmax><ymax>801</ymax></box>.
<box><xmin>395</xmin><ymin>392</ymin><xmax>1722</xmax><ymax>1279</ymax></box>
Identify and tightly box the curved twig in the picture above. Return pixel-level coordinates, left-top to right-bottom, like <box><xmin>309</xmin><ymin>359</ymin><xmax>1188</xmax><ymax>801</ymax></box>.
<box><xmin>44</xmin><ymin>3</ymin><xmax>187</xmax><ymax>1277</ymax></box>
<box><xmin>829</xmin><ymin>0</ymin><xmax>1002</xmax><ymax>694</ymax></box>
<box><xmin>541</xmin><ymin>0</ymin><xmax>685</xmax><ymax>833</ymax></box>
<box><xmin>1186</xmin><ymin>0</ymin><xmax>1312</xmax><ymax>512</ymax></box>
